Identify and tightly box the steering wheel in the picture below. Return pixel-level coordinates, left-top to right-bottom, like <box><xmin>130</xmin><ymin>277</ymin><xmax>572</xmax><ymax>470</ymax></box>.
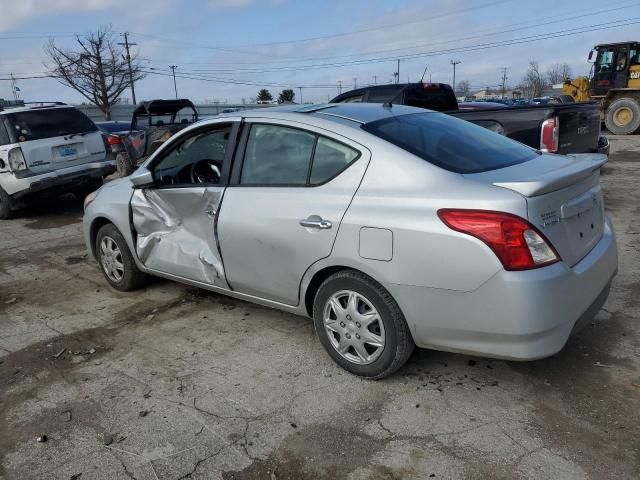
<box><xmin>190</xmin><ymin>159</ymin><xmax>222</xmax><ymax>184</ymax></box>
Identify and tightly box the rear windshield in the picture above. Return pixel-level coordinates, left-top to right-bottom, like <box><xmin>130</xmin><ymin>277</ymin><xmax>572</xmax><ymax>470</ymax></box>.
<box><xmin>97</xmin><ymin>122</ymin><xmax>128</xmax><ymax>133</ymax></box>
<box><xmin>5</xmin><ymin>108</ymin><xmax>97</xmax><ymax>142</ymax></box>
<box><xmin>404</xmin><ymin>86</ymin><xmax>458</xmax><ymax>112</ymax></box>
<box><xmin>362</xmin><ymin>112</ymin><xmax>538</xmax><ymax>173</ymax></box>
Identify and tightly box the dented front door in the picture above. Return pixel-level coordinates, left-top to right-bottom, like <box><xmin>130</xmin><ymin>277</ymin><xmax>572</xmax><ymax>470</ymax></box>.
<box><xmin>131</xmin><ymin>185</ymin><xmax>228</xmax><ymax>287</ymax></box>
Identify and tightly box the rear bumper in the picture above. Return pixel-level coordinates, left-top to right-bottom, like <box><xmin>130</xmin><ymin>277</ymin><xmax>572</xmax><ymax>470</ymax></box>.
<box><xmin>386</xmin><ymin>216</ymin><xmax>618</xmax><ymax>360</ymax></box>
<box><xmin>1</xmin><ymin>161</ymin><xmax>116</xmax><ymax>197</ymax></box>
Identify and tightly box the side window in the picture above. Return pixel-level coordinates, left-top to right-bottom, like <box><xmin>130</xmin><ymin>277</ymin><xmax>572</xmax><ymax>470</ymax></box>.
<box><xmin>617</xmin><ymin>47</ymin><xmax>628</xmax><ymax>71</ymax></box>
<box><xmin>0</xmin><ymin>122</ymin><xmax>10</xmax><ymax>146</ymax></box>
<box><xmin>597</xmin><ymin>48</ymin><xmax>615</xmax><ymax>70</ymax></box>
<box><xmin>153</xmin><ymin>125</ymin><xmax>231</xmax><ymax>186</ymax></box>
<box><xmin>241</xmin><ymin>124</ymin><xmax>315</xmax><ymax>185</ymax></box>
<box><xmin>310</xmin><ymin>137</ymin><xmax>359</xmax><ymax>184</ymax></box>
<box><xmin>341</xmin><ymin>95</ymin><xmax>364</xmax><ymax>103</ymax></box>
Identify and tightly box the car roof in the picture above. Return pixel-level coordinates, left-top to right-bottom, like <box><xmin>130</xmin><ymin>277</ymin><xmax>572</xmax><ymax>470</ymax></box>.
<box><xmin>229</xmin><ymin>103</ymin><xmax>431</xmax><ymax>125</ymax></box>
<box><xmin>0</xmin><ymin>104</ymin><xmax>74</xmax><ymax>115</ymax></box>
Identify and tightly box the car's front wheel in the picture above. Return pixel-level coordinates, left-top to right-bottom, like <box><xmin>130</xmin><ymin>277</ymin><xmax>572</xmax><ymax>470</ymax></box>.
<box><xmin>96</xmin><ymin>223</ymin><xmax>148</xmax><ymax>291</ymax></box>
<box><xmin>313</xmin><ymin>270</ymin><xmax>414</xmax><ymax>379</ymax></box>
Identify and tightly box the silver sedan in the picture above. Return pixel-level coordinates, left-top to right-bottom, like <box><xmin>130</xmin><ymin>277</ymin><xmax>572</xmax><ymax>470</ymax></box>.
<box><xmin>83</xmin><ymin>104</ymin><xmax>618</xmax><ymax>378</ymax></box>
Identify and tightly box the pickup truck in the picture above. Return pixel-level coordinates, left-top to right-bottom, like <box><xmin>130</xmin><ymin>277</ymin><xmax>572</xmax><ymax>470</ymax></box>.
<box><xmin>330</xmin><ymin>83</ymin><xmax>610</xmax><ymax>156</ymax></box>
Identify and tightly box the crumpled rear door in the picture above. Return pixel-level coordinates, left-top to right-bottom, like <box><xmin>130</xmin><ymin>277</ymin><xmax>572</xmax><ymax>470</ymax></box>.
<box><xmin>131</xmin><ymin>186</ymin><xmax>228</xmax><ymax>287</ymax></box>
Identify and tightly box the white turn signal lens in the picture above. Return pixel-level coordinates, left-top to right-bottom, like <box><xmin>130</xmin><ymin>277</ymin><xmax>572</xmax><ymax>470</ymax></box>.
<box><xmin>523</xmin><ymin>229</ymin><xmax>558</xmax><ymax>265</ymax></box>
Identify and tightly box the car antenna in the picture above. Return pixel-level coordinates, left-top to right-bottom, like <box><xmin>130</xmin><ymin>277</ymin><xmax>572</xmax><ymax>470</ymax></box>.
<box><xmin>420</xmin><ymin>65</ymin><xmax>429</xmax><ymax>83</ymax></box>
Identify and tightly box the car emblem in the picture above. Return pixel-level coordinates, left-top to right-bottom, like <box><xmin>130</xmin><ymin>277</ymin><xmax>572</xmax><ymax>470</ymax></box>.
<box><xmin>540</xmin><ymin>211</ymin><xmax>559</xmax><ymax>228</ymax></box>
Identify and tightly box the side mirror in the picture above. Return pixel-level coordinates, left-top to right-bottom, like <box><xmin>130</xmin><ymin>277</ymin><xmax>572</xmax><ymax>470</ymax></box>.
<box><xmin>129</xmin><ymin>167</ymin><xmax>154</xmax><ymax>188</ymax></box>
<box><xmin>588</xmin><ymin>50</ymin><xmax>595</xmax><ymax>62</ymax></box>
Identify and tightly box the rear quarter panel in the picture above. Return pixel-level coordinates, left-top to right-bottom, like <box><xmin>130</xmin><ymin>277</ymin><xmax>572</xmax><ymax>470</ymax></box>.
<box><xmin>326</xmin><ymin>139</ymin><xmax>528</xmax><ymax>293</ymax></box>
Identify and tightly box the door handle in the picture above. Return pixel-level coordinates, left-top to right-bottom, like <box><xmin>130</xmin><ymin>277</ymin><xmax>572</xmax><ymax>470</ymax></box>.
<box><xmin>299</xmin><ymin>217</ymin><xmax>332</xmax><ymax>230</ymax></box>
<box><xmin>205</xmin><ymin>207</ymin><xmax>217</xmax><ymax>217</ymax></box>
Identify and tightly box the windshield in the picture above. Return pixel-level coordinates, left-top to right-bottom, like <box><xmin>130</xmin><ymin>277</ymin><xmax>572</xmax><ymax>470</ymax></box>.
<box><xmin>6</xmin><ymin>108</ymin><xmax>97</xmax><ymax>142</ymax></box>
<box><xmin>362</xmin><ymin>112</ymin><xmax>539</xmax><ymax>173</ymax></box>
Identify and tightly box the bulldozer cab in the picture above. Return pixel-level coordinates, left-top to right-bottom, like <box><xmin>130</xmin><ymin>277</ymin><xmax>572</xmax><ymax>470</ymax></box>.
<box><xmin>591</xmin><ymin>42</ymin><xmax>640</xmax><ymax>95</ymax></box>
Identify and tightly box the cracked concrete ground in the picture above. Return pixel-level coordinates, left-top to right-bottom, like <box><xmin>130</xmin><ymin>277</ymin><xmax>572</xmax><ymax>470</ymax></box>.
<box><xmin>1</xmin><ymin>137</ymin><xmax>639</xmax><ymax>480</ymax></box>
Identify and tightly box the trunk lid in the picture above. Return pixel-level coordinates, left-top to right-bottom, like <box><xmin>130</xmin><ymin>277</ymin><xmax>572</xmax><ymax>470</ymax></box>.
<box><xmin>19</xmin><ymin>132</ymin><xmax>106</xmax><ymax>174</ymax></box>
<box><xmin>465</xmin><ymin>153</ymin><xmax>608</xmax><ymax>266</ymax></box>
<box><xmin>556</xmin><ymin>103</ymin><xmax>601</xmax><ymax>154</ymax></box>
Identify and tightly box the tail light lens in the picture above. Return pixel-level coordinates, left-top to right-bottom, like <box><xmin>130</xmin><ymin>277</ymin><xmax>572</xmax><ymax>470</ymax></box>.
<box><xmin>106</xmin><ymin>135</ymin><xmax>122</xmax><ymax>145</ymax></box>
<box><xmin>437</xmin><ymin>209</ymin><xmax>559</xmax><ymax>270</ymax></box>
<box><xmin>8</xmin><ymin>147</ymin><xmax>27</xmax><ymax>172</ymax></box>
<box><xmin>540</xmin><ymin>116</ymin><xmax>559</xmax><ymax>153</ymax></box>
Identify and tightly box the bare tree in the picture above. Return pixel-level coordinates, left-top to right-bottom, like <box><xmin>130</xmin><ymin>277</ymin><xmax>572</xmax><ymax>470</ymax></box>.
<box><xmin>456</xmin><ymin>80</ymin><xmax>471</xmax><ymax>96</ymax></box>
<box><xmin>521</xmin><ymin>61</ymin><xmax>547</xmax><ymax>98</ymax></box>
<box><xmin>45</xmin><ymin>26</ymin><xmax>145</xmax><ymax>120</ymax></box>
<box><xmin>546</xmin><ymin>63</ymin><xmax>573</xmax><ymax>85</ymax></box>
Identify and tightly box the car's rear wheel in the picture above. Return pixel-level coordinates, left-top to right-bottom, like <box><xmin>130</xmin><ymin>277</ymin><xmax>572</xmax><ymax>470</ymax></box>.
<box><xmin>313</xmin><ymin>270</ymin><xmax>414</xmax><ymax>379</ymax></box>
<box><xmin>96</xmin><ymin>223</ymin><xmax>148</xmax><ymax>291</ymax></box>
<box><xmin>0</xmin><ymin>186</ymin><xmax>15</xmax><ymax>220</ymax></box>
<box><xmin>116</xmin><ymin>151</ymin><xmax>135</xmax><ymax>177</ymax></box>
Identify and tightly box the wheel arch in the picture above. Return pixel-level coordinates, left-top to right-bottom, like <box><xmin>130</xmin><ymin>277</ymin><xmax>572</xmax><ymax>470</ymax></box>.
<box><xmin>89</xmin><ymin>216</ymin><xmax>114</xmax><ymax>259</ymax></box>
<box><xmin>302</xmin><ymin>263</ymin><xmax>396</xmax><ymax>318</ymax></box>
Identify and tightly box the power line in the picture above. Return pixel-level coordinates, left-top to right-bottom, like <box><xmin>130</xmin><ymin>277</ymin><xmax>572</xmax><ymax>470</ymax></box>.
<box><xmin>130</xmin><ymin>0</ymin><xmax>513</xmax><ymax>52</ymax></box>
<box><xmin>146</xmin><ymin>17</ymin><xmax>640</xmax><ymax>75</ymax></box>
<box><xmin>138</xmin><ymin>0</ymin><xmax>636</xmax><ymax>66</ymax></box>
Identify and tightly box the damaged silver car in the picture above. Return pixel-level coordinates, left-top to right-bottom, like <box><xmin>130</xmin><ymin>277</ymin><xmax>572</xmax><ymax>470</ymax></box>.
<box><xmin>83</xmin><ymin>104</ymin><xmax>617</xmax><ymax>378</ymax></box>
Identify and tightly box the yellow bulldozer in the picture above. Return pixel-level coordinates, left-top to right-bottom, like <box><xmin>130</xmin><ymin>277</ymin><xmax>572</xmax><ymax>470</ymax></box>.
<box><xmin>563</xmin><ymin>41</ymin><xmax>640</xmax><ymax>135</ymax></box>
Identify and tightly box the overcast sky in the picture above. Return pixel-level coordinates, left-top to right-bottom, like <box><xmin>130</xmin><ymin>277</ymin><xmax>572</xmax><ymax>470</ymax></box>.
<box><xmin>0</xmin><ymin>0</ymin><xmax>638</xmax><ymax>105</ymax></box>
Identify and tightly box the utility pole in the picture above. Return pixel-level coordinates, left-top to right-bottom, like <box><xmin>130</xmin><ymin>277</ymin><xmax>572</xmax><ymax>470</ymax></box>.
<box><xmin>396</xmin><ymin>59</ymin><xmax>400</xmax><ymax>84</ymax></box>
<box><xmin>353</xmin><ymin>77</ymin><xmax>358</xmax><ymax>89</ymax></box>
<box><xmin>10</xmin><ymin>73</ymin><xmax>18</xmax><ymax>101</ymax></box>
<box><xmin>450</xmin><ymin>60</ymin><xmax>461</xmax><ymax>92</ymax></box>
<box><xmin>298</xmin><ymin>86</ymin><xmax>303</xmax><ymax>104</ymax></box>
<box><xmin>500</xmin><ymin>67</ymin><xmax>508</xmax><ymax>99</ymax></box>
<box><xmin>118</xmin><ymin>32</ymin><xmax>137</xmax><ymax>105</ymax></box>
<box><xmin>374</xmin><ymin>75</ymin><xmax>377</xmax><ymax>85</ymax></box>
<box><xmin>169</xmin><ymin>65</ymin><xmax>178</xmax><ymax>99</ymax></box>
<box><xmin>337</xmin><ymin>80</ymin><xmax>342</xmax><ymax>95</ymax></box>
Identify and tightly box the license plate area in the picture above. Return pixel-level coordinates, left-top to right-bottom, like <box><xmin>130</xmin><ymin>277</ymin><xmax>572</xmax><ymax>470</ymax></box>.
<box><xmin>562</xmin><ymin>198</ymin><xmax>604</xmax><ymax>260</ymax></box>
<box><xmin>55</xmin><ymin>143</ymin><xmax>80</xmax><ymax>159</ymax></box>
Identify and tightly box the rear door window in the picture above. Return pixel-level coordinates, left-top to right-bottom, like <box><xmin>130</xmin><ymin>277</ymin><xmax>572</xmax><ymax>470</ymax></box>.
<box><xmin>310</xmin><ymin>137</ymin><xmax>359</xmax><ymax>184</ymax></box>
<box><xmin>241</xmin><ymin>124</ymin><xmax>316</xmax><ymax>185</ymax></box>
<box><xmin>362</xmin><ymin>112</ymin><xmax>538</xmax><ymax>173</ymax></box>
<box><xmin>240</xmin><ymin>124</ymin><xmax>360</xmax><ymax>186</ymax></box>
<box><xmin>5</xmin><ymin>108</ymin><xmax>97</xmax><ymax>142</ymax></box>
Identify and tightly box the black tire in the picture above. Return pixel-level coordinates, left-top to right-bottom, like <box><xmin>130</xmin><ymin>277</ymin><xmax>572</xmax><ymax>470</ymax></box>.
<box><xmin>0</xmin><ymin>186</ymin><xmax>15</xmax><ymax>220</ymax></box>
<box><xmin>116</xmin><ymin>151</ymin><xmax>135</xmax><ymax>177</ymax></box>
<box><xmin>605</xmin><ymin>97</ymin><xmax>640</xmax><ymax>135</ymax></box>
<box><xmin>96</xmin><ymin>223</ymin><xmax>148</xmax><ymax>291</ymax></box>
<box><xmin>313</xmin><ymin>270</ymin><xmax>415</xmax><ymax>379</ymax></box>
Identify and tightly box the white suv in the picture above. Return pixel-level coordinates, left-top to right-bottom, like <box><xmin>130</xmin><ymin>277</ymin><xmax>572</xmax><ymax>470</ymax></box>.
<box><xmin>0</xmin><ymin>102</ymin><xmax>115</xmax><ymax>219</ymax></box>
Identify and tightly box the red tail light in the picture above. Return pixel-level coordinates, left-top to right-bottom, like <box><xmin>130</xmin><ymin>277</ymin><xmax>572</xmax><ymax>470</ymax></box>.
<box><xmin>437</xmin><ymin>209</ymin><xmax>559</xmax><ymax>270</ymax></box>
<box><xmin>540</xmin><ymin>116</ymin><xmax>559</xmax><ymax>153</ymax></box>
<box><xmin>106</xmin><ymin>135</ymin><xmax>122</xmax><ymax>145</ymax></box>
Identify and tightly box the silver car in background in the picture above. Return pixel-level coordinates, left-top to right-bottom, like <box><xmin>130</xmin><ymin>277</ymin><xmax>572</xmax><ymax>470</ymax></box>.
<box><xmin>83</xmin><ymin>104</ymin><xmax>618</xmax><ymax>378</ymax></box>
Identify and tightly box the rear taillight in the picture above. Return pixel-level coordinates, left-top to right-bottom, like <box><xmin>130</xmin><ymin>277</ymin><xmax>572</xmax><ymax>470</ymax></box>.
<box><xmin>540</xmin><ymin>116</ymin><xmax>559</xmax><ymax>153</ymax></box>
<box><xmin>437</xmin><ymin>209</ymin><xmax>559</xmax><ymax>271</ymax></box>
<box><xmin>106</xmin><ymin>135</ymin><xmax>122</xmax><ymax>145</ymax></box>
<box><xmin>8</xmin><ymin>147</ymin><xmax>27</xmax><ymax>172</ymax></box>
